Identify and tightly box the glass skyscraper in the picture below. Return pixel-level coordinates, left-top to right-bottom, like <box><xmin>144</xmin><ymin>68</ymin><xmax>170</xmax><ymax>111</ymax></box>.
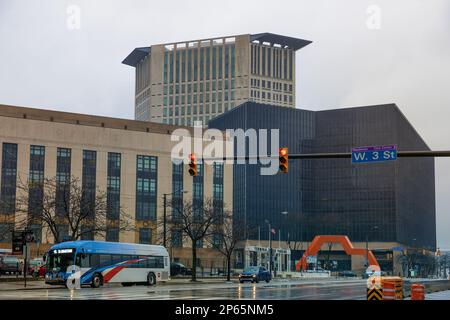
<box><xmin>209</xmin><ymin>102</ymin><xmax>436</xmax><ymax>252</ymax></box>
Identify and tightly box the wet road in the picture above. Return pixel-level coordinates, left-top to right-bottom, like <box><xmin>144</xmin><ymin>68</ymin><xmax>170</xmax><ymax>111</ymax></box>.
<box><xmin>0</xmin><ymin>279</ymin><xmax>367</xmax><ymax>300</ymax></box>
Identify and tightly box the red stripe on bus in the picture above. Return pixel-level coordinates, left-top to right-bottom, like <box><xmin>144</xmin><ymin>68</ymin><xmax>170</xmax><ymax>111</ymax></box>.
<box><xmin>103</xmin><ymin>259</ymin><xmax>140</xmax><ymax>283</ymax></box>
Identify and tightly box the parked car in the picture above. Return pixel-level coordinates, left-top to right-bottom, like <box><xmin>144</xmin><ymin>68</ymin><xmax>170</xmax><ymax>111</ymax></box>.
<box><xmin>239</xmin><ymin>266</ymin><xmax>271</xmax><ymax>283</ymax></box>
<box><xmin>363</xmin><ymin>269</ymin><xmax>386</xmax><ymax>278</ymax></box>
<box><xmin>170</xmin><ymin>262</ymin><xmax>192</xmax><ymax>276</ymax></box>
<box><xmin>338</xmin><ymin>270</ymin><xmax>358</xmax><ymax>277</ymax></box>
<box><xmin>0</xmin><ymin>255</ymin><xmax>22</xmax><ymax>275</ymax></box>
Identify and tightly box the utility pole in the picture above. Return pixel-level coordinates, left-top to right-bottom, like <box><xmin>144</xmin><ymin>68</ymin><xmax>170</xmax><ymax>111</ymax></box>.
<box><xmin>265</xmin><ymin>219</ymin><xmax>272</xmax><ymax>276</ymax></box>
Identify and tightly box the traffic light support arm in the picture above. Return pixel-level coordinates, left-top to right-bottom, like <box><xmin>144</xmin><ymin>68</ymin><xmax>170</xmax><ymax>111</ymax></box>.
<box><xmin>200</xmin><ymin>150</ymin><xmax>450</xmax><ymax>161</ymax></box>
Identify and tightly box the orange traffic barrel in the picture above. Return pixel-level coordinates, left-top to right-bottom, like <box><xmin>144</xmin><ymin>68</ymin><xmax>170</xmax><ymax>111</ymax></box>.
<box><xmin>411</xmin><ymin>284</ymin><xmax>425</xmax><ymax>300</ymax></box>
<box><xmin>382</xmin><ymin>281</ymin><xmax>396</xmax><ymax>300</ymax></box>
<box><xmin>381</xmin><ymin>277</ymin><xmax>403</xmax><ymax>300</ymax></box>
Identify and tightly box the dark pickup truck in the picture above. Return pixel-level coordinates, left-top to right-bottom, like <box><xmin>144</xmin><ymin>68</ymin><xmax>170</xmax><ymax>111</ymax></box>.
<box><xmin>0</xmin><ymin>255</ymin><xmax>22</xmax><ymax>275</ymax></box>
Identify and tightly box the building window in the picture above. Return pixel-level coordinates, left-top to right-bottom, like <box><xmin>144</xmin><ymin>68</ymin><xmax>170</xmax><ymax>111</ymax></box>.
<box><xmin>30</xmin><ymin>224</ymin><xmax>42</xmax><ymax>243</ymax></box>
<box><xmin>28</xmin><ymin>145</ymin><xmax>45</xmax><ymax>219</ymax></box>
<box><xmin>0</xmin><ymin>143</ymin><xmax>17</xmax><ymax>214</ymax></box>
<box><xmin>213</xmin><ymin>163</ymin><xmax>224</xmax><ymax>223</ymax></box>
<box><xmin>80</xmin><ymin>225</ymin><xmax>94</xmax><ymax>241</ymax></box>
<box><xmin>164</xmin><ymin>52</ymin><xmax>168</xmax><ymax>84</ymax></box>
<box><xmin>0</xmin><ymin>223</ymin><xmax>13</xmax><ymax>243</ymax></box>
<box><xmin>107</xmin><ymin>153</ymin><xmax>121</xmax><ymax>220</ymax></box>
<box><xmin>106</xmin><ymin>227</ymin><xmax>119</xmax><ymax>242</ymax></box>
<box><xmin>139</xmin><ymin>228</ymin><xmax>152</xmax><ymax>244</ymax></box>
<box><xmin>82</xmin><ymin>150</ymin><xmax>96</xmax><ymax>220</ymax></box>
<box><xmin>218</xmin><ymin>47</ymin><xmax>223</xmax><ymax>78</ymax></box>
<box><xmin>212</xmin><ymin>232</ymin><xmax>222</xmax><ymax>249</ymax></box>
<box><xmin>171</xmin><ymin>229</ymin><xmax>182</xmax><ymax>247</ymax></box>
<box><xmin>136</xmin><ymin>155</ymin><xmax>158</xmax><ymax>221</ymax></box>
<box><xmin>172</xmin><ymin>162</ymin><xmax>184</xmax><ymax>220</ymax></box>
<box><xmin>193</xmin><ymin>162</ymin><xmax>204</xmax><ymax>222</ymax></box>
<box><xmin>56</xmin><ymin>148</ymin><xmax>71</xmax><ymax>216</ymax></box>
<box><xmin>169</xmin><ymin>51</ymin><xmax>174</xmax><ymax>83</ymax></box>
<box><xmin>56</xmin><ymin>224</ymin><xmax>69</xmax><ymax>242</ymax></box>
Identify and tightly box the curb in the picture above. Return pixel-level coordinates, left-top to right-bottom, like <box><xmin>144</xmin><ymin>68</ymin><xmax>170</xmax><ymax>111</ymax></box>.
<box><xmin>0</xmin><ymin>277</ymin><xmax>41</xmax><ymax>283</ymax></box>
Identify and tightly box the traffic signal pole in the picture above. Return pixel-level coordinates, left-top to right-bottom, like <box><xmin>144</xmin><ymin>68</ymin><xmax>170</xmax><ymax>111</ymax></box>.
<box><xmin>201</xmin><ymin>150</ymin><xmax>450</xmax><ymax>161</ymax></box>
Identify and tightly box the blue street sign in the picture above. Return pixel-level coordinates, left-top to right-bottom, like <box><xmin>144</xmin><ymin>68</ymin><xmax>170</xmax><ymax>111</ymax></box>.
<box><xmin>352</xmin><ymin>145</ymin><xmax>397</xmax><ymax>164</ymax></box>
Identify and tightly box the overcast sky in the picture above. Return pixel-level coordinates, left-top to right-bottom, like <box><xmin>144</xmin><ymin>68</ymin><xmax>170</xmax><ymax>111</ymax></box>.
<box><xmin>1</xmin><ymin>0</ymin><xmax>449</xmax><ymax>249</ymax></box>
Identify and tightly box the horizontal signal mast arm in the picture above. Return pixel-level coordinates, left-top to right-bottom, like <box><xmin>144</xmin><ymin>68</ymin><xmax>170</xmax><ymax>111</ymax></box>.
<box><xmin>200</xmin><ymin>150</ymin><xmax>450</xmax><ymax>161</ymax></box>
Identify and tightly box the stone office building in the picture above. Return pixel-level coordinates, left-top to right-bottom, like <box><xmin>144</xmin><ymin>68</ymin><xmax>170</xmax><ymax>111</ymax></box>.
<box><xmin>0</xmin><ymin>104</ymin><xmax>233</xmax><ymax>271</ymax></box>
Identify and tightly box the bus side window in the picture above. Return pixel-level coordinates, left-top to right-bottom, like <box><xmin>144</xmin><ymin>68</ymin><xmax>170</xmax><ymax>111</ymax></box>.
<box><xmin>90</xmin><ymin>254</ymin><xmax>100</xmax><ymax>267</ymax></box>
<box><xmin>99</xmin><ymin>254</ymin><xmax>112</xmax><ymax>267</ymax></box>
<box><xmin>80</xmin><ymin>254</ymin><xmax>90</xmax><ymax>268</ymax></box>
<box><xmin>148</xmin><ymin>257</ymin><xmax>155</xmax><ymax>268</ymax></box>
<box><xmin>157</xmin><ymin>257</ymin><xmax>164</xmax><ymax>268</ymax></box>
<box><xmin>139</xmin><ymin>256</ymin><xmax>148</xmax><ymax>268</ymax></box>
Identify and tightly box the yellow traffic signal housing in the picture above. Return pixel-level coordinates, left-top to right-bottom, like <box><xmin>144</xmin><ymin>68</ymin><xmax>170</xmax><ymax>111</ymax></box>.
<box><xmin>188</xmin><ymin>153</ymin><xmax>198</xmax><ymax>176</ymax></box>
<box><xmin>279</xmin><ymin>147</ymin><xmax>288</xmax><ymax>173</ymax></box>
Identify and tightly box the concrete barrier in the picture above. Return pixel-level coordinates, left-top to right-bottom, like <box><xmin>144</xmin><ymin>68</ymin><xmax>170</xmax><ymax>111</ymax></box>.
<box><xmin>289</xmin><ymin>271</ymin><xmax>331</xmax><ymax>278</ymax></box>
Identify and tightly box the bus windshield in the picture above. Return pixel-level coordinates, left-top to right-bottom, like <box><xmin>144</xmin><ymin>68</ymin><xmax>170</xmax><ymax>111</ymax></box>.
<box><xmin>47</xmin><ymin>251</ymin><xmax>75</xmax><ymax>272</ymax></box>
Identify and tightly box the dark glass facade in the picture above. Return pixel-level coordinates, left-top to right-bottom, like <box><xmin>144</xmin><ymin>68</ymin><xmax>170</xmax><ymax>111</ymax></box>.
<box><xmin>209</xmin><ymin>102</ymin><xmax>436</xmax><ymax>250</ymax></box>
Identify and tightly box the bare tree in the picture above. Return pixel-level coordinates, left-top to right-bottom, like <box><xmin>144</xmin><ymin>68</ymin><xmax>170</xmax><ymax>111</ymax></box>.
<box><xmin>207</xmin><ymin>210</ymin><xmax>245</xmax><ymax>281</ymax></box>
<box><xmin>10</xmin><ymin>176</ymin><xmax>133</xmax><ymax>243</ymax></box>
<box><xmin>161</xmin><ymin>197</ymin><xmax>217</xmax><ymax>281</ymax></box>
<box><xmin>0</xmin><ymin>214</ymin><xmax>14</xmax><ymax>243</ymax></box>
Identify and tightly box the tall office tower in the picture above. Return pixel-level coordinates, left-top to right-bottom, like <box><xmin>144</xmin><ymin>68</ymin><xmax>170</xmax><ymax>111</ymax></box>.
<box><xmin>122</xmin><ymin>33</ymin><xmax>312</xmax><ymax>126</ymax></box>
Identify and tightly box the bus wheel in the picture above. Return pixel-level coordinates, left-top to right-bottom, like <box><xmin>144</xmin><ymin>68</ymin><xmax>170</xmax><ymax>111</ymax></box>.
<box><xmin>91</xmin><ymin>273</ymin><xmax>103</xmax><ymax>288</ymax></box>
<box><xmin>147</xmin><ymin>272</ymin><xmax>156</xmax><ymax>286</ymax></box>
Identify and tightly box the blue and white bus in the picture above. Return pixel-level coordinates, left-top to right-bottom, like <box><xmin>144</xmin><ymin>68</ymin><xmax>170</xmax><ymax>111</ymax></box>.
<box><xmin>44</xmin><ymin>241</ymin><xmax>170</xmax><ymax>288</ymax></box>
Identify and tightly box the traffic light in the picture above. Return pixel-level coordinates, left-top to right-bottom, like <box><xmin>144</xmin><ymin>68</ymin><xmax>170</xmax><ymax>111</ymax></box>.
<box><xmin>279</xmin><ymin>147</ymin><xmax>288</xmax><ymax>173</ymax></box>
<box><xmin>188</xmin><ymin>153</ymin><xmax>197</xmax><ymax>176</ymax></box>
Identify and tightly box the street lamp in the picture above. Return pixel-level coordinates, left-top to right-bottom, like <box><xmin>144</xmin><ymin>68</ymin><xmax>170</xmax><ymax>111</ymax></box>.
<box><xmin>281</xmin><ymin>211</ymin><xmax>288</xmax><ymax>246</ymax></box>
<box><xmin>265</xmin><ymin>219</ymin><xmax>273</xmax><ymax>277</ymax></box>
<box><xmin>163</xmin><ymin>189</ymin><xmax>188</xmax><ymax>248</ymax></box>
<box><xmin>281</xmin><ymin>211</ymin><xmax>288</xmax><ymax>273</ymax></box>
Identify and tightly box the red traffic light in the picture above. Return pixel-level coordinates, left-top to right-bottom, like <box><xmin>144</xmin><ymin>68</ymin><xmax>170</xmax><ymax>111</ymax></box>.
<box><xmin>279</xmin><ymin>147</ymin><xmax>288</xmax><ymax>173</ymax></box>
<box><xmin>188</xmin><ymin>153</ymin><xmax>198</xmax><ymax>176</ymax></box>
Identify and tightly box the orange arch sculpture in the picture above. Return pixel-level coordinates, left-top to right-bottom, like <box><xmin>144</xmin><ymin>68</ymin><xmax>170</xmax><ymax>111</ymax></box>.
<box><xmin>295</xmin><ymin>235</ymin><xmax>380</xmax><ymax>272</ymax></box>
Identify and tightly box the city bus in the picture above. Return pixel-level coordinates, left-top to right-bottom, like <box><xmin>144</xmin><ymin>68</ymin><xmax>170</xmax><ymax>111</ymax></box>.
<box><xmin>44</xmin><ymin>240</ymin><xmax>170</xmax><ymax>288</ymax></box>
